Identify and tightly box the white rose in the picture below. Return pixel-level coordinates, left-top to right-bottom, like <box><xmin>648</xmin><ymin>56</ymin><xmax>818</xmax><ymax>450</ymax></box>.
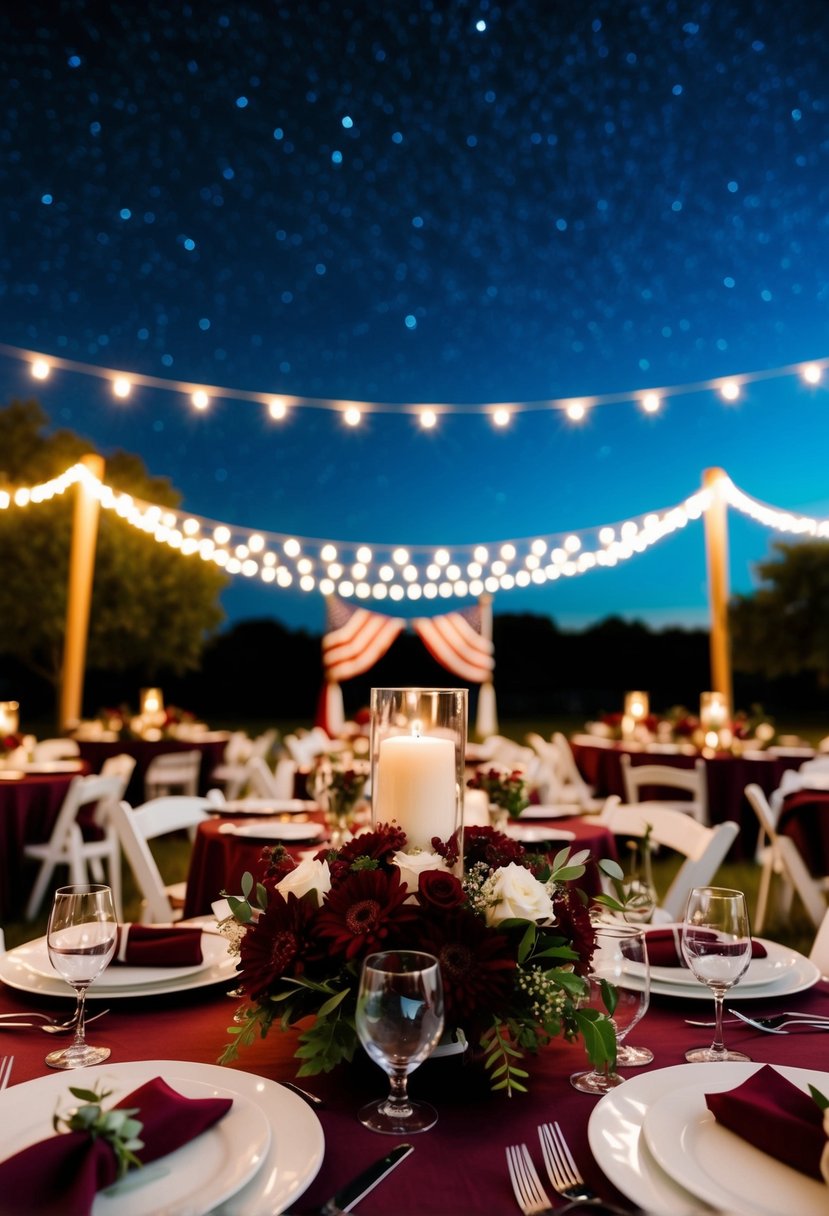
<box><xmin>275</xmin><ymin>857</ymin><xmax>331</xmax><ymax>904</ymax></box>
<box><xmin>485</xmin><ymin>862</ymin><xmax>555</xmax><ymax>927</ymax></box>
<box><xmin>821</xmin><ymin>1109</ymin><xmax>829</xmax><ymax>1185</ymax></box>
<box><xmin>393</xmin><ymin>849</ymin><xmax>449</xmax><ymax>896</ymax></box>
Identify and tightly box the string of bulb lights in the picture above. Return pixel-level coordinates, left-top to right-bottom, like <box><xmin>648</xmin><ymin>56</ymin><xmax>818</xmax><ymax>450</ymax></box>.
<box><xmin>2</xmin><ymin>463</ymin><xmax>827</xmax><ymax>603</ymax></box>
<box><xmin>0</xmin><ymin>341</ymin><xmax>826</xmax><ymax>428</ymax></box>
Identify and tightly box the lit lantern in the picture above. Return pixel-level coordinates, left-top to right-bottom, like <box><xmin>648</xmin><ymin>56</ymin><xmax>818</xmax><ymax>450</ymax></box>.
<box><xmin>0</xmin><ymin>701</ymin><xmax>19</xmax><ymax>735</ymax></box>
<box><xmin>622</xmin><ymin>691</ymin><xmax>649</xmax><ymax>740</ymax></box>
<box><xmin>700</xmin><ymin>691</ymin><xmax>730</xmax><ymax>750</ymax></box>
<box><xmin>139</xmin><ymin>688</ymin><xmax>165</xmax><ymax>727</ymax></box>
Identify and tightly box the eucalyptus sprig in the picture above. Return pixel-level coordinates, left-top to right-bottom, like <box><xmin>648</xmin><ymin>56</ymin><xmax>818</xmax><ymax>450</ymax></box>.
<box><xmin>53</xmin><ymin>1083</ymin><xmax>144</xmax><ymax>1178</ymax></box>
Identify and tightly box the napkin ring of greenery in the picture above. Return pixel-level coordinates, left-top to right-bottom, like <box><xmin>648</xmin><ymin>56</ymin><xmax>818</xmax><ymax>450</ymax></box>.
<box><xmin>53</xmin><ymin>1083</ymin><xmax>144</xmax><ymax>1178</ymax></box>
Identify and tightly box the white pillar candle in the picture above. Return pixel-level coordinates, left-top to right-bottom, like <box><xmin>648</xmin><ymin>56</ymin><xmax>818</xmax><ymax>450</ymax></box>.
<box><xmin>463</xmin><ymin>788</ymin><xmax>490</xmax><ymax>827</ymax></box>
<box><xmin>374</xmin><ymin>731</ymin><xmax>456</xmax><ymax>849</ymax></box>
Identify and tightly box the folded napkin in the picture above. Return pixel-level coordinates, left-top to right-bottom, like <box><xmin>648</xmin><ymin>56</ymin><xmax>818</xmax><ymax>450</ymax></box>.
<box><xmin>0</xmin><ymin>1076</ymin><xmax>232</xmax><ymax>1216</ymax></box>
<box><xmin>645</xmin><ymin>926</ymin><xmax>767</xmax><ymax>968</ymax></box>
<box><xmin>113</xmin><ymin>924</ymin><xmax>203</xmax><ymax>967</ymax></box>
<box><xmin>706</xmin><ymin>1064</ymin><xmax>825</xmax><ymax>1180</ymax></box>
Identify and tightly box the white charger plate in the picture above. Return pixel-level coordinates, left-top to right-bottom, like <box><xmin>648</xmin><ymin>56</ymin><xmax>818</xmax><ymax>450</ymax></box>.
<box><xmin>23</xmin><ymin>760</ymin><xmax>85</xmax><ymax>774</ymax></box>
<box><xmin>0</xmin><ymin>1062</ymin><xmax>272</xmax><ymax>1216</ymax></box>
<box><xmin>16</xmin><ymin>932</ymin><xmax>225</xmax><ymax>988</ymax></box>
<box><xmin>214</xmin><ymin>798</ymin><xmax>318</xmax><ymax>816</ymax></box>
<box><xmin>642</xmin><ymin>1063</ymin><xmax>829</xmax><ymax>1216</ymax></box>
<box><xmin>503</xmin><ymin>823</ymin><xmax>576</xmax><ymax>844</ymax></box>
<box><xmin>0</xmin><ymin>937</ymin><xmax>238</xmax><ymax>1001</ymax></box>
<box><xmin>628</xmin><ymin>939</ymin><xmax>819</xmax><ymax>1002</ymax></box>
<box><xmin>643</xmin><ymin>935</ymin><xmax>812</xmax><ymax>990</ymax></box>
<box><xmin>220</xmin><ymin>821</ymin><xmax>326</xmax><ymax>842</ymax></box>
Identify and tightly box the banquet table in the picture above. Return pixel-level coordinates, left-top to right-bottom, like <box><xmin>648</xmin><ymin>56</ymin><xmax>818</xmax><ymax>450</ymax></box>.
<box><xmin>571</xmin><ymin>737</ymin><xmax>808</xmax><ymax>857</ymax></box>
<box><xmin>0</xmin><ymin>769</ymin><xmax>84</xmax><ymax>918</ymax></box>
<box><xmin>182</xmin><ymin>811</ymin><xmax>619</xmax><ymax>920</ymax></box>
<box><xmin>76</xmin><ymin>734</ymin><xmax>229</xmax><ymax>803</ymax></box>
<box><xmin>0</xmin><ymin>953</ymin><xmax>827</xmax><ymax>1215</ymax></box>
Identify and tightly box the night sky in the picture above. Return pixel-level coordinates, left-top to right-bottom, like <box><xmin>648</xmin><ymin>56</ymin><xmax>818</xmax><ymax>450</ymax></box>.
<box><xmin>1</xmin><ymin>1</ymin><xmax>828</xmax><ymax>636</ymax></box>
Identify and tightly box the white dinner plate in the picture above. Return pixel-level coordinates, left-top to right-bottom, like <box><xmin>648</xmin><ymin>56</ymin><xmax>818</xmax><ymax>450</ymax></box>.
<box><xmin>0</xmin><ymin>937</ymin><xmax>239</xmax><ymax>1001</ymax></box>
<box><xmin>642</xmin><ymin>1063</ymin><xmax>829</xmax><ymax>1216</ymax></box>
<box><xmin>519</xmin><ymin>804</ymin><xmax>582</xmax><ymax>820</ymax></box>
<box><xmin>627</xmin><ymin>938</ymin><xmax>820</xmax><ymax>1002</ymax></box>
<box><xmin>16</xmin><ymin>932</ymin><xmax>225</xmax><ymax>988</ymax></box>
<box><xmin>220</xmin><ymin>820</ymin><xmax>326</xmax><ymax>842</ymax></box>
<box><xmin>213</xmin><ymin>798</ymin><xmax>318</xmax><ymax>816</ymax></box>
<box><xmin>644</xmin><ymin>934</ymin><xmax>812</xmax><ymax>990</ymax></box>
<box><xmin>0</xmin><ymin>1062</ymin><xmax>272</xmax><ymax>1216</ymax></box>
<box><xmin>503</xmin><ymin>823</ymin><xmax>576</xmax><ymax>844</ymax></box>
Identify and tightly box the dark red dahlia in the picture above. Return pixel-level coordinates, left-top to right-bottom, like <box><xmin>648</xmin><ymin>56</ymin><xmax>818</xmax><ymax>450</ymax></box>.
<box><xmin>260</xmin><ymin>844</ymin><xmax>298</xmax><ymax>885</ymax></box>
<box><xmin>463</xmin><ymin>825</ymin><xmax>527</xmax><ymax>870</ymax></box>
<box><xmin>316</xmin><ymin>866</ymin><xmax>417</xmax><ymax>960</ymax></box>
<box><xmin>325</xmin><ymin>823</ymin><xmax>408</xmax><ymax>884</ymax></box>
<box><xmin>417</xmin><ymin>908</ymin><xmax>516</xmax><ymax>1024</ymax></box>
<box><xmin>550</xmin><ymin>886</ymin><xmax>596</xmax><ymax>976</ymax></box>
<box><xmin>238</xmin><ymin>890</ymin><xmax>320</xmax><ymax>1001</ymax></box>
<box><xmin>417</xmin><ymin>869</ymin><xmax>465</xmax><ymax>912</ymax></box>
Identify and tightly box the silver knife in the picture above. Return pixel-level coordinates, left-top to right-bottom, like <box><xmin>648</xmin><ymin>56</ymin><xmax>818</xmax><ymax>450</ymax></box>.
<box><xmin>319</xmin><ymin>1143</ymin><xmax>413</xmax><ymax>1215</ymax></box>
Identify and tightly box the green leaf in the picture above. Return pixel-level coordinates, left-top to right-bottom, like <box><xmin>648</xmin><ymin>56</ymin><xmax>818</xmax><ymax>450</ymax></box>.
<box><xmin>317</xmin><ymin>988</ymin><xmax>350</xmax><ymax>1017</ymax></box>
<box><xmin>809</xmin><ymin>1084</ymin><xmax>829</xmax><ymax>1111</ymax></box>
<box><xmin>241</xmin><ymin>872</ymin><xmax>253</xmax><ymax>899</ymax></box>
<box><xmin>599</xmin><ymin>977</ymin><xmax>618</xmax><ymax>1016</ymax></box>
<box><xmin>599</xmin><ymin>858</ymin><xmax>625</xmax><ymax>881</ymax></box>
<box><xmin>517</xmin><ymin>923</ymin><xmax>536</xmax><ymax>964</ymax></box>
<box><xmin>255</xmin><ymin>883</ymin><xmax>268</xmax><ymax>909</ymax></box>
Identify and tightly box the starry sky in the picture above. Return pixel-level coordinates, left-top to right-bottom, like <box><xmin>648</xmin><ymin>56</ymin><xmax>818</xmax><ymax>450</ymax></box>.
<box><xmin>1</xmin><ymin>0</ymin><xmax>828</xmax><ymax>636</ymax></box>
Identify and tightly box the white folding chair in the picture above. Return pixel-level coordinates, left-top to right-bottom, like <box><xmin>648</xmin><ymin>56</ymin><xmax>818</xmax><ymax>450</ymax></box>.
<box><xmin>809</xmin><ymin>908</ymin><xmax>829</xmax><ymax>976</ymax></box>
<box><xmin>744</xmin><ymin>783</ymin><xmax>829</xmax><ymax>931</ymax></box>
<box><xmin>144</xmin><ymin>749</ymin><xmax>201</xmax><ymax>799</ymax></box>
<box><xmin>100</xmin><ymin>752</ymin><xmax>137</xmax><ymax>787</ymax></box>
<box><xmin>31</xmin><ymin>738</ymin><xmax>81</xmax><ymax>762</ymax></box>
<box><xmin>551</xmin><ymin>732</ymin><xmax>604</xmax><ymax>811</ymax></box>
<box><xmin>620</xmin><ymin>753</ymin><xmax>708</xmax><ymax>824</ymax></box>
<box><xmin>599</xmin><ymin>796</ymin><xmax>739</xmax><ymax>922</ymax></box>
<box><xmin>24</xmin><ymin>773</ymin><xmax>127</xmax><ymax>920</ymax></box>
<box><xmin>111</xmin><ymin>795</ymin><xmax>212</xmax><ymax>923</ymax></box>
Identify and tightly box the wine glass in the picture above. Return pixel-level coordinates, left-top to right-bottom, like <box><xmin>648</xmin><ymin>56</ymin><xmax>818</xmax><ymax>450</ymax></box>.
<box><xmin>681</xmin><ymin>886</ymin><xmax>752</xmax><ymax>1063</ymax></box>
<box><xmin>355</xmin><ymin>949</ymin><xmax>445</xmax><ymax>1134</ymax></box>
<box><xmin>45</xmin><ymin>883</ymin><xmax>117</xmax><ymax>1069</ymax></box>
<box><xmin>570</xmin><ymin>923</ymin><xmax>650</xmax><ymax>1094</ymax></box>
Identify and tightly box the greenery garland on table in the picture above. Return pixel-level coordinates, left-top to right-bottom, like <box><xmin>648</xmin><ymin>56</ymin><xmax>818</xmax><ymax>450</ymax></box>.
<box><xmin>218</xmin><ymin>824</ymin><xmax>622</xmax><ymax>1096</ymax></box>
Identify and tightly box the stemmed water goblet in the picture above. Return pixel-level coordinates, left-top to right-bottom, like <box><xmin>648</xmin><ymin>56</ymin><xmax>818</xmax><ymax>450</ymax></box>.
<box><xmin>45</xmin><ymin>883</ymin><xmax>117</xmax><ymax>1069</ymax></box>
<box><xmin>681</xmin><ymin>885</ymin><xmax>752</xmax><ymax>1062</ymax></box>
<box><xmin>355</xmin><ymin>949</ymin><xmax>445</xmax><ymax>1134</ymax></box>
<box><xmin>570</xmin><ymin>923</ymin><xmax>650</xmax><ymax>1094</ymax></box>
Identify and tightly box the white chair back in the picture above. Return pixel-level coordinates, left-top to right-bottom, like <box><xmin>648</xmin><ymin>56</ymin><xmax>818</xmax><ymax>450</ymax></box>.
<box><xmin>809</xmin><ymin>908</ymin><xmax>829</xmax><ymax>977</ymax></box>
<box><xmin>112</xmin><ymin>796</ymin><xmax>212</xmax><ymax>923</ymax></box>
<box><xmin>620</xmin><ymin>754</ymin><xmax>708</xmax><ymax>824</ymax></box>
<box><xmin>744</xmin><ymin>783</ymin><xmax>829</xmax><ymax>931</ymax></box>
<box><xmin>144</xmin><ymin>749</ymin><xmax>201</xmax><ymax>799</ymax></box>
<box><xmin>599</xmin><ymin>796</ymin><xmax>739</xmax><ymax>922</ymax></box>
<box><xmin>24</xmin><ymin>772</ymin><xmax>127</xmax><ymax>920</ymax></box>
<box><xmin>100</xmin><ymin>753</ymin><xmax>137</xmax><ymax>787</ymax></box>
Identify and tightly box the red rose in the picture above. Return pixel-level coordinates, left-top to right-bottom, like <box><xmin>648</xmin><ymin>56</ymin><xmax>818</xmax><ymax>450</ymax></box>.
<box><xmin>417</xmin><ymin>870</ymin><xmax>464</xmax><ymax>911</ymax></box>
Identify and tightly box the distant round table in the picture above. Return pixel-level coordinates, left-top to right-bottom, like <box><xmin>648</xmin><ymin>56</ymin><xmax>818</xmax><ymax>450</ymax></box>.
<box><xmin>570</xmin><ymin>736</ymin><xmax>808</xmax><ymax>856</ymax></box>
<box><xmin>75</xmin><ymin>734</ymin><xmax>229</xmax><ymax>803</ymax></box>
<box><xmin>0</xmin><ymin>767</ymin><xmax>84</xmax><ymax>917</ymax></box>
<box><xmin>183</xmin><ymin>811</ymin><xmax>617</xmax><ymax>919</ymax></box>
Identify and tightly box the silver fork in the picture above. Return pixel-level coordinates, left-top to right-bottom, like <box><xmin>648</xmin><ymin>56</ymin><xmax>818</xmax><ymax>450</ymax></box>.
<box><xmin>0</xmin><ymin>1056</ymin><xmax>13</xmax><ymax>1090</ymax></box>
<box><xmin>505</xmin><ymin>1144</ymin><xmax>555</xmax><ymax>1215</ymax></box>
<box><xmin>729</xmin><ymin>1008</ymin><xmax>829</xmax><ymax>1035</ymax></box>
<box><xmin>538</xmin><ymin>1122</ymin><xmax>599</xmax><ymax>1204</ymax></box>
<box><xmin>686</xmin><ymin>1010</ymin><xmax>829</xmax><ymax>1031</ymax></box>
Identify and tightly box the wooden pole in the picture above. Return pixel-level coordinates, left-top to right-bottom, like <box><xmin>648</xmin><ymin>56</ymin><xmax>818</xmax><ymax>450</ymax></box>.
<box><xmin>702</xmin><ymin>466</ymin><xmax>733</xmax><ymax>710</ymax></box>
<box><xmin>59</xmin><ymin>454</ymin><xmax>104</xmax><ymax>732</ymax></box>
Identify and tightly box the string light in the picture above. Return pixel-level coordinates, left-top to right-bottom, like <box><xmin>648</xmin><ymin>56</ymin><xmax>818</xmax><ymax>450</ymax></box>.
<box><xmin>112</xmin><ymin>377</ymin><xmax>132</xmax><ymax>400</ymax></box>
<box><xmin>2</xmin><ymin>462</ymin><xmax>828</xmax><ymax>603</ymax></box>
<box><xmin>1</xmin><ymin>341</ymin><xmax>826</xmax><ymax>427</ymax></box>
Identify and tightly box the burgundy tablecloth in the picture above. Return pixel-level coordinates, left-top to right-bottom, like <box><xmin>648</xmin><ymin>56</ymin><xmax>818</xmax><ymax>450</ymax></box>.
<box><xmin>778</xmin><ymin>790</ymin><xmax>829</xmax><ymax>878</ymax></box>
<box><xmin>76</xmin><ymin>737</ymin><xmax>228</xmax><ymax>803</ymax></box>
<box><xmin>0</xmin><ymin>773</ymin><xmax>80</xmax><ymax>917</ymax></box>
<box><xmin>182</xmin><ymin>813</ymin><xmax>618</xmax><ymax>920</ymax></box>
<box><xmin>571</xmin><ymin>740</ymin><xmax>806</xmax><ymax>858</ymax></box>
<box><xmin>0</xmin><ymin>956</ymin><xmax>827</xmax><ymax>1215</ymax></box>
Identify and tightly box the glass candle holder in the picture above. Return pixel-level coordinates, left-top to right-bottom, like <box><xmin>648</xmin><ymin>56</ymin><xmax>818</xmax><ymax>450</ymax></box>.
<box><xmin>622</xmin><ymin>691</ymin><xmax>649</xmax><ymax>740</ymax></box>
<box><xmin>700</xmin><ymin>691</ymin><xmax>729</xmax><ymax>749</ymax></box>
<box><xmin>0</xmin><ymin>702</ymin><xmax>19</xmax><ymax>735</ymax></box>
<box><xmin>370</xmin><ymin>688</ymin><xmax>467</xmax><ymax>859</ymax></box>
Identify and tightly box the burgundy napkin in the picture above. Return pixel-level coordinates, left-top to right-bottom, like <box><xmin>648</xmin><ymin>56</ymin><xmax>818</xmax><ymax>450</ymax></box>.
<box><xmin>0</xmin><ymin>1076</ymin><xmax>232</xmax><ymax>1216</ymax></box>
<box><xmin>706</xmin><ymin>1064</ymin><xmax>825</xmax><ymax>1179</ymax></box>
<box><xmin>113</xmin><ymin>924</ymin><xmax>203</xmax><ymax>967</ymax></box>
<box><xmin>645</xmin><ymin>926</ymin><xmax>767</xmax><ymax>968</ymax></box>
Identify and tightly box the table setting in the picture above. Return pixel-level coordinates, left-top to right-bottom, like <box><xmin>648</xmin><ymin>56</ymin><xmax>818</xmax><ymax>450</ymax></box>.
<box><xmin>1</xmin><ymin>689</ymin><xmax>829</xmax><ymax>1215</ymax></box>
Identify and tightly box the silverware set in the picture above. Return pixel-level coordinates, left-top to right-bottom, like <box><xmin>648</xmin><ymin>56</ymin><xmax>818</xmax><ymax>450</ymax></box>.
<box><xmin>0</xmin><ymin>1008</ymin><xmax>109</xmax><ymax>1034</ymax></box>
<box><xmin>685</xmin><ymin>1008</ymin><xmax>829</xmax><ymax>1033</ymax></box>
<box><xmin>507</xmin><ymin>1121</ymin><xmax>635</xmax><ymax>1215</ymax></box>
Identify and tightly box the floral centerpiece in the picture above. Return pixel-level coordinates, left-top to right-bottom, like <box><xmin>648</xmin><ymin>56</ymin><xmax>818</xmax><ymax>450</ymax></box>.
<box><xmin>594</xmin><ymin>704</ymin><xmax>777</xmax><ymax>753</ymax></box>
<box><xmin>218</xmin><ymin>824</ymin><xmax>618</xmax><ymax>1095</ymax></box>
<box><xmin>467</xmin><ymin>766</ymin><xmax>530</xmax><ymax>823</ymax></box>
<box><xmin>0</xmin><ymin>731</ymin><xmax>25</xmax><ymax>761</ymax></box>
<box><xmin>95</xmin><ymin>704</ymin><xmax>197</xmax><ymax>741</ymax></box>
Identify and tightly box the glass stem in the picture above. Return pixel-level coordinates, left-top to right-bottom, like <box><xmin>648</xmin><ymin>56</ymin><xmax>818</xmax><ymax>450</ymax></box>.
<box><xmin>72</xmin><ymin>985</ymin><xmax>88</xmax><ymax>1049</ymax></box>
<box><xmin>385</xmin><ymin>1069</ymin><xmax>413</xmax><ymax>1116</ymax></box>
<box><xmin>710</xmin><ymin>986</ymin><xmax>727</xmax><ymax>1053</ymax></box>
